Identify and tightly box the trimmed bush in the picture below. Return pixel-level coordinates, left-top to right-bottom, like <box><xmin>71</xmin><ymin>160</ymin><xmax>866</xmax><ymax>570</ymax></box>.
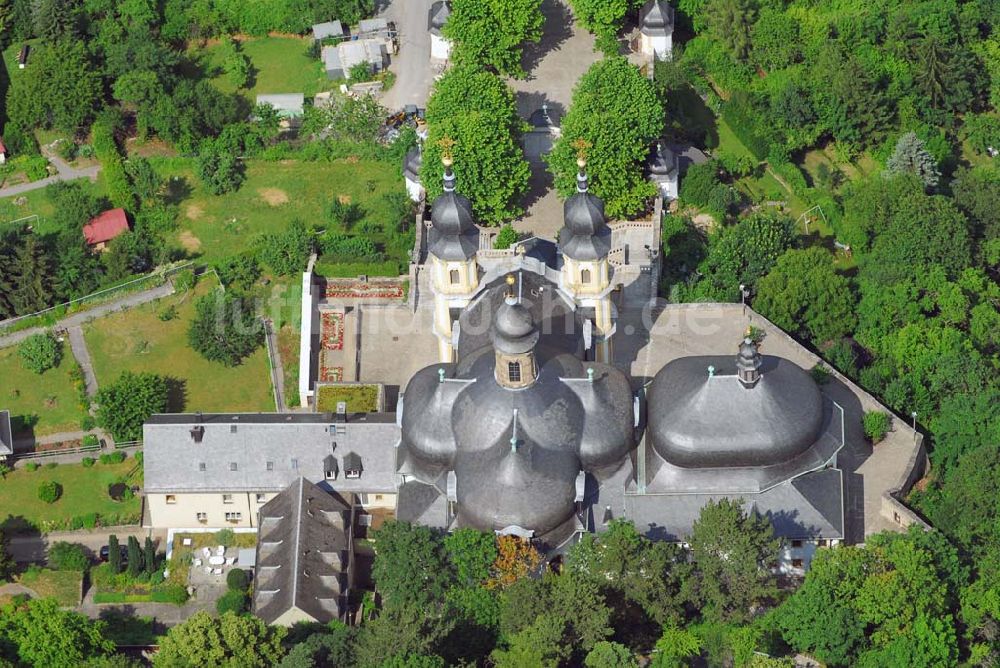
<box><xmin>25</xmin><ymin>462</ymin><xmax>39</xmax><ymax>472</ymax></box>
<box><xmin>863</xmin><ymin>411</ymin><xmax>891</xmax><ymax>444</ymax></box>
<box><xmin>99</xmin><ymin>452</ymin><xmax>126</xmax><ymax>465</ymax></box>
<box><xmin>226</xmin><ymin>568</ymin><xmax>250</xmax><ymax>591</ymax></box>
<box><xmin>81</xmin><ymin>457</ymin><xmax>96</xmax><ymax>468</ymax></box>
<box><xmin>82</xmin><ymin>434</ymin><xmax>99</xmax><ymax>447</ymax></box>
<box><xmin>134</xmin><ymin>451</ymin><xmax>144</xmax><ymax>464</ymax></box>
<box><xmin>38</xmin><ymin>481</ymin><xmax>62</xmax><ymax>504</ymax></box>
<box><xmin>216</xmin><ymin>589</ymin><xmax>248</xmax><ymax>615</ymax></box>
<box><xmin>216</xmin><ymin>529</ymin><xmax>235</xmax><ymax>547</ymax></box>
<box><xmin>48</xmin><ymin>541</ymin><xmax>90</xmax><ymax>571</ymax></box>
<box><xmin>18</xmin><ymin>333</ymin><xmax>62</xmax><ymax>374</ymax></box>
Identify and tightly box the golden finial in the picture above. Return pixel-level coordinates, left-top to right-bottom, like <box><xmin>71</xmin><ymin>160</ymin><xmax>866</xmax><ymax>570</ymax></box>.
<box><xmin>505</xmin><ymin>274</ymin><xmax>516</xmax><ymax>286</ymax></box>
<box><xmin>437</xmin><ymin>136</ymin><xmax>457</xmax><ymax>166</ymax></box>
<box><xmin>571</xmin><ymin>138</ymin><xmax>591</xmax><ymax>169</ymax></box>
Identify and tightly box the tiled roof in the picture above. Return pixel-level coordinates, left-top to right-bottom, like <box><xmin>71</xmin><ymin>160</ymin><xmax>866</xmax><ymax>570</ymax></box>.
<box><xmin>83</xmin><ymin>208</ymin><xmax>129</xmax><ymax>245</ymax></box>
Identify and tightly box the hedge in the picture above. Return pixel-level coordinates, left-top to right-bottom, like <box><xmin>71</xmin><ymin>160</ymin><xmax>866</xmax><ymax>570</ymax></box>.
<box><xmin>721</xmin><ymin>94</ymin><xmax>773</xmax><ymax>161</ymax></box>
<box><xmin>91</xmin><ymin>119</ymin><xmax>136</xmax><ymax>211</ymax></box>
<box><xmin>313</xmin><ymin>260</ymin><xmax>405</xmax><ymax>278</ymax></box>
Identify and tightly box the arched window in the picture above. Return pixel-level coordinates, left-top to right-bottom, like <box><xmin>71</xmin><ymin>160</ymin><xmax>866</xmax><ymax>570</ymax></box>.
<box><xmin>508</xmin><ymin>361</ymin><xmax>521</xmax><ymax>383</ymax></box>
<box><xmin>449</xmin><ymin>269</ymin><xmax>461</xmax><ymax>284</ymax></box>
<box><xmin>581</xmin><ymin>268</ymin><xmax>592</xmax><ymax>284</ymax></box>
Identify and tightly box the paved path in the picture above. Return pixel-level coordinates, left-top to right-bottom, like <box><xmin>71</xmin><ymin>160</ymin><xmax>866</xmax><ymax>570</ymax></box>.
<box><xmin>67</xmin><ymin>325</ymin><xmax>99</xmax><ymax>398</ymax></box>
<box><xmin>0</xmin><ymin>148</ymin><xmax>101</xmax><ymax>198</ymax></box>
<box><xmin>8</xmin><ymin>527</ymin><xmax>163</xmax><ymax>563</ymax></box>
<box><xmin>263</xmin><ymin>319</ymin><xmax>286</xmax><ymax>411</ymax></box>
<box><xmin>78</xmin><ymin>586</ymin><xmax>218</xmax><ymax>626</ymax></box>
<box><xmin>0</xmin><ymin>282</ymin><xmax>175</xmax><ymax>348</ymax></box>
<box><xmin>10</xmin><ymin>429</ymin><xmax>113</xmax><ymax>457</ymax></box>
<box><xmin>378</xmin><ymin>0</ymin><xmax>435</xmax><ymax>111</ymax></box>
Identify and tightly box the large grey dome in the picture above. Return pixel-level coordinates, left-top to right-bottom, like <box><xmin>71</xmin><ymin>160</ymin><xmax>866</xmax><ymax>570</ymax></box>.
<box><xmin>559</xmin><ymin>174</ymin><xmax>611</xmax><ymax>261</ymax></box>
<box><xmin>398</xmin><ymin>277</ymin><xmax>636</xmax><ymax>537</ymax></box>
<box><xmin>429</xmin><ymin>170</ymin><xmax>478</xmax><ymax>260</ymax></box>
<box><xmin>647</xmin><ymin>355</ymin><xmax>824</xmax><ymax>468</ymax></box>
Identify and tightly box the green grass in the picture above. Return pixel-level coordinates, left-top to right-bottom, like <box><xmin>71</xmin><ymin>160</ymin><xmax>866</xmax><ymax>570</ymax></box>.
<box><xmin>0</xmin><ymin>459</ymin><xmax>139</xmax><ymax>532</ymax></box>
<box><xmin>271</xmin><ymin>276</ymin><xmax>302</xmax><ymax>407</ymax></box>
<box><xmin>17</xmin><ymin>567</ymin><xmax>83</xmax><ymax>606</ymax></box>
<box><xmin>153</xmin><ymin>157</ymin><xmax>403</xmax><ymax>265</ymax></box>
<box><xmin>0</xmin><ymin>176</ymin><xmax>109</xmax><ymax>235</ymax></box>
<box><xmin>316</xmin><ymin>385</ymin><xmax>379</xmax><ymax>413</ymax></box>
<box><xmin>715</xmin><ymin>115</ymin><xmax>757</xmax><ymax>163</ymax></box>
<box><xmin>82</xmin><ymin>276</ymin><xmax>275</xmax><ymax>413</ymax></box>
<box><xmin>197</xmin><ymin>36</ymin><xmax>331</xmax><ymax>102</ymax></box>
<box><xmin>0</xmin><ymin>343</ymin><xmax>84</xmax><ymax>437</ymax></box>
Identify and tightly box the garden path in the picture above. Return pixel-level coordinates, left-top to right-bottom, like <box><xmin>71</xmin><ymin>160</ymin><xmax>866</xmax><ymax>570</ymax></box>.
<box><xmin>0</xmin><ymin>146</ymin><xmax>101</xmax><ymax>198</ymax></box>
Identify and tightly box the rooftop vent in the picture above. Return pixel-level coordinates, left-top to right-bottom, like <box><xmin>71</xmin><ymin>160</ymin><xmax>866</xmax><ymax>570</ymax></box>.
<box><xmin>190</xmin><ymin>426</ymin><xmax>205</xmax><ymax>443</ymax></box>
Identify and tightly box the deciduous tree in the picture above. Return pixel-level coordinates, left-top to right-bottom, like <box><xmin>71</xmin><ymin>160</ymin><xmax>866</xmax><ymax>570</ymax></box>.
<box><xmin>17</xmin><ymin>332</ymin><xmax>62</xmax><ymax>374</ymax></box>
<box><xmin>95</xmin><ymin>372</ymin><xmax>169</xmax><ymax>442</ymax></box>
<box><xmin>567</xmin><ymin>0</ymin><xmax>642</xmax><ymax>54</ymax></box>
<box><xmin>0</xmin><ymin>598</ymin><xmax>114</xmax><ymax>667</ymax></box>
<box><xmin>443</xmin><ymin>0</ymin><xmax>543</xmax><ymax>77</ymax></box>
<box><xmin>188</xmin><ymin>292</ymin><xmax>263</xmax><ymax>367</ymax></box>
<box><xmin>153</xmin><ymin>611</ymin><xmax>286</xmax><ymax>668</ymax></box>
<box><xmin>547</xmin><ymin>57</ymin><xmax>663</xmax><ymax>218</ymax></box>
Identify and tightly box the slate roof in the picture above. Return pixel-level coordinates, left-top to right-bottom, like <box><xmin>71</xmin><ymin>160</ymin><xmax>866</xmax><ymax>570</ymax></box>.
<box><xmin>647</xmin><ymin>355</ymin><xmax>826</xmax><ymax>468</ymax></box>
<box><xmin>142</xmin><ymin>413</ymin><xmax>399</xmax><ymax>494</ymax></box>
<box><xmin>647</xmin><ymin>142</ymin><xmax>678</xmax><ymax>178</ymax></box>
<box><xmin>253</xmin><ymin>478</ymin><xmax>352</xmax><ymax>624</ymax></box>
<box><xmin>623</xmin><ymin>468</ymin><xmax>845</xmax><ymax>541</ymax></box>
<box><xmin>559</xmin><ymin>175</ymin><xmax>611</xmax><ymax>261</ymax></box>
<box><xmin>641</xmin><ymin>0</ymin><xmax>675</xmax><ymax>36</ymax></box>
<box><xmin>403</xmin><ymin>146</ymin><xmax>422</xmax><ymax>181</ymax></box>
<box><xmin>83</xmin><ymin>209</ymin><xmax>129</xmax><ymax>245</ymax></box>
<box><xmin>428</xmin><ymin>170</ymin><xmax>478</xmax><ymax>260</ymax></box>
<box><xmin>399</xmin><ymin>278</ymin><xmax>636</xmax><ymax>537</ymax></box>
<box><xmin>428</xmin><ymin>1</ymin><xmax>451</xmax><ymax>36</ymax></box>
<box><xmin>0</xmin><ymin>410</ymin><xmax>13</xmax><ymax>456</ymax></box>
<box><xmin>396</xmin><ymin>479</ymin><xmax>450</xmax><ymax>529</ymax></box>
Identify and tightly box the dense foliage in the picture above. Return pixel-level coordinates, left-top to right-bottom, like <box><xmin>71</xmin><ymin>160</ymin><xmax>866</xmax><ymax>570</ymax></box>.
<box><xmin>423</xmin><ymin>66</ymin><xmax>531</xmax><ymax>225</ymax></box>
<box><xmin>548</xmin><ymin>57</ymin><xmax>664</xmax><ymax>218</ymax></box>
<box><xmin>17</xmin><ymin>332</ymin><xmax>62</xmax><ymax>374</ymax></box>
<box><xmin>444</xmin><ymin>0</ymin><xmax>543</xmax><ymax>78</ymax></box>
<box><xmin>188</xmin><ymin>292</ymin><xmax>265</xmax><ymax>367</ymax></box>
<box><xmin>94</xmin><ymin>371</ymin><xmax>170</xmax><ymax>442</ymax></box>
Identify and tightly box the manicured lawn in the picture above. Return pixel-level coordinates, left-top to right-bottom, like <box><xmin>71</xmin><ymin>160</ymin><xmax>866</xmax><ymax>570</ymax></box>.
<box><xmin>198</xmin><ymin>36</ymin><xmax>331</xmax><ymax>101</ymax></box>
<box><xmin>83</xmin><ymin>276</ymin><xmax>275</xmax><ymax>413</ymax></box>
<box><xmin>715</xmin><ymin>115</ymin><xmax>757</xmax><ymax>163</ymax></box>
<box><xmin>152</xmin><ymin>157</ymin><xmax>404</xmax><ymax>265</ymax></box>
<box><xmin>271</xmin><ymin>276</ymin><xmax>302</xmax><ymax>408</ymax></box>
<box><xmin>18</xmin><ymin>567</ymin><xmax>83</xmax><ymax>606</ymax></box>
<box><xmin>0</xmin><ymin>343</ymin><xmax>83</xmax><ymax>437</ymax></box>
<box><xmin>316</xmin><ymin>384</ymin><xmax>380</xmax><ymax>413</ymax></box>
<box><xmin>0</xmin><ymin>458</ymin><xmax>140</xmax><ymax>532</ymax></box>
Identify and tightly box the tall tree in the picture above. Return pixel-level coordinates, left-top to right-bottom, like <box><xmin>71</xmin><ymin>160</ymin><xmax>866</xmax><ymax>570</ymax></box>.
<box><xmin>126</xmin><ymin>536</ymin><xmax>142</xmax><ymax>577</ymax></box>
<box><xmin>885</xmin><ymin>132</ymin><xmax>939</xmax><ymax>190</ymax></box>
<box><xmin>9</xmin><ymin>235</ymin><xmax>53</xmax><ymax>316</ymax></box>
<box><xmin>444</xmin><ymin>0</ymin><xmax>543</xmax><ymax>77</ymax></box>
<box><xmin>754</xmin><ymin>247</ymin><xmax>857</xmax><ymax>344</ymax></box>
<box><xmin>567</xmin><ymin>0</ymin><xmax>643</xmax><ymax>54</ymax></box>
<box><xmin>689</xmin><ymin>498</ymin><xmax>781</xmax><ymax>623</ymax></box>
<box><xmin>370</xmin><ymin>521</ymin><xmax>450</xmax><ymax>611</ymax></box>
<box><xmin>423</xmin><ymin>66</ymin><xmax>530</xmax><ymax>225</ymax></box>
<box><xmin>187</xmin><ymin>293</ymin><xmax>263</xmax><ymax>367</ymax></box>
<box><xmin>153</xmin><ymin>611</ymin><xmax>286</xmax><ymax>668</ymax></box>
<box><xmin>4</xmin><ymin>40</ymin><xmax>101</xmax><ymax>133</ymax></box>
<box><xmin>547</xmin><ymin>57</ymin><xmax>664</xmax><ymax>218</ymax></box>
<box><xmin>95</xmin><ymin>372</ymin><xmax>170</xmax><ymax>442</ymax></box>
<box><xmin>0</xmin><ymin>598</ymin><xmax>114</xmax><ymax>666</ymax></box>
<box><xmin>107</xmin><ymin>534</ymin><xmax>121</xmax><ymax>574</ymax></box>
<box><xmin>704</xmin><ymin>0</ymin><xmax>757</xmax><ymax>61</ymax></box>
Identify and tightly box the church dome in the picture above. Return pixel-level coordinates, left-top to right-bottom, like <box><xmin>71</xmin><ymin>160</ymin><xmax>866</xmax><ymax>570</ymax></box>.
<box><xmin>492</xmin><ymin>300</ymin><xmax>539</xmax><ymax>354</ymax></box>
<box><xmin>647</xmin><ymin>141</ymin><xmax>677</xmax><ymax>177</ymax></box>
<box><xmin>647</xmin><ymin>355</ymin><xmax>825</xmax><ymax>468</ymax></box>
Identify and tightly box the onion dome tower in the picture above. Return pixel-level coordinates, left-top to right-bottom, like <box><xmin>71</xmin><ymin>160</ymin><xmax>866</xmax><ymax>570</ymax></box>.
<box><xmin>428</xmin><ymin>154</ymin><xmax>480</xmax><ymax>362</ymax></box>
<box><xmin>492</xmin><ymin>276</ymin><xmax>540</xmax><ymax>389</ymax></box>
<box><xmin>558</xmin><ymin>156</ymin><xmax>614</xmax><ymax>362</ymax></box>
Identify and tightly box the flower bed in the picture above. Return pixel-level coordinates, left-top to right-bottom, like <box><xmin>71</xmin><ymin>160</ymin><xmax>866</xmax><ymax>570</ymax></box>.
<box><xmin>320</xmin><ymin>312</ymin><xmax>344</xmax><ymax>351</ymax></box>
<box><xmin>324</xmin><ymin>280</ymin><xmax>404</xmax><ymax>301</ymax></box>
<box><xmin>34</xmin><ymin>439</ymin><xmax>83</xmax><ymax>453</ymax></box>
<box><xmin>320</xmin><ymin>363</ymin><xmax>344</xmax><ymax>383</ymax></box>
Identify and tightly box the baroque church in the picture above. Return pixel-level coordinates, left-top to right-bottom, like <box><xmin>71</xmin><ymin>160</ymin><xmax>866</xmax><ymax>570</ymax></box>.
<box><xmin>394</xmin><ymin>156</ymin><xmax>846</xmax><ymax>560</ymax></box>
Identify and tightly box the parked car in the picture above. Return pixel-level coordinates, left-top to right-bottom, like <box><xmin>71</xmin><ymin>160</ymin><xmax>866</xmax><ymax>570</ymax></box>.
<box><xmin>99</xmin><ymin>544</ymin><xmax>128</xmax><ymax>564</ymax></box>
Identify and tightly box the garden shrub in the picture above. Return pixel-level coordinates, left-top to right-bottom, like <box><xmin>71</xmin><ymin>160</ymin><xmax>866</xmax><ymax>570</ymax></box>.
<box><xmin>25</xmin><ymin>462</ymin><xmax>39</xmax><ymax>472</ymax></box>
<box><xmin>216</xmin><ymin>589</ymin><xmax>248</xmax><ymax>615</ymax></box>
<box><xmin>18</xmin><ymin>333</ymin><xmax>62</xmax><ymax>374</ymax></box>
<box><xmin>863</xmin><ymin>411</ymin><xmax>891</xmax><ymax>443</ymax></box>
<box><xmin>216</xmin><ymin>529</ymin><xmax>235</xmax><ymax>547</ymax></box>
<box><xmin>809</xmin><ymin>365</ymin><xmax>831</xmax><ymax>385</ymax></box>
<box><xmin>172</xmin><ymin>269</ymin><xmax>197</xmax><ymax>292</ymax></box>
<box><xmin>82</xmin><ymin>434</ymin><xmax>99</xmax><ymax>447</ymax></box>
<box><xmin>44</xmin><ymin>462</ymin><xmax>57</xmax><ymax>469</ymax></box>
<box><xmin>99</xmin><ymin>452</ymin><xmax>126</xmax><ymax>465</ymax></box>
<box><xmin>134</xmin><ymin>451</ymin><xmax>143</xmax><ymax>464</ymax></box>
<box><xmin>770</xmin><ymin>160</ymin><xmax>809</xmax><ymax>197</ymax></box>
<box><xmin>80</xmin><ymin>416</ymin><xmax>96</xmax><ymax>431</ymax></box>
<box><xmin>38</xmin><ymin>481</ymin><xmax>62</xmax><ymax>504</ymax></box>
<box><xmin>226</xmin><ymin>568</ymin><xmax>250</xmax><ymax>591</ymax></box>
<box><xmin>48</xmin><ymin>541</ymin><xmax>90</xmax><ymax>571</ymax></box>
<box><xmin>81</xmin><ymin>457</ymin><xmax>96</xmax><ymax>468</ymax></box>
<box><xmin>150</xmin><ymin>584</ymin><xmax>189</xmax><ymax>605</ymax></box>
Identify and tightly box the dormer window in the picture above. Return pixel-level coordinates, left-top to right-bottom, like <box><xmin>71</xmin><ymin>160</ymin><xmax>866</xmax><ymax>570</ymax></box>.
<box><xmin>343</xmin><ymin>452</ymin><xmax>362</xmax><ymax>479</ymax></box>
<box><xmin>324</xmin><ymin>454</ymin><xmax>338</xmax><ymax>480</ymax></box>
<box><xmin>190</xmin><ymin>426</ymin><xmax>204</xmax><ymax>443</ymax></box>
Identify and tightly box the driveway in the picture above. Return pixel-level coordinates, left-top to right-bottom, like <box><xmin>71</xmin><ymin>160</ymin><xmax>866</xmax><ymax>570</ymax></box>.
<box><xmin>0</xmin><ymin>148</ymin><xmax>101</xmax><ymax>198</ymax></box>
<box><xmin>378</xmin><ymin>0</ymin><xmax>436</xmax><ymax>111</ymax></box>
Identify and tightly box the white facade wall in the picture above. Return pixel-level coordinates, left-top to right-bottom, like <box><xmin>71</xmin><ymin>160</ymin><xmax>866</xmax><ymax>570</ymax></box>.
<box><xmin>777</xmin><ymin>538</ymin><xmax>840</xmax><ymax>576</ymax></box>
<box><xmin>405</xmin><ymin>176</ymin><xmax>424</xmax><ymax>202</ymax></box>
<box><xmin>430</xmin><ymin>34</ymin><xmax>452</xmax><ymax>61</ymax></box>
<box><xmin>640</xmin><ymin>33</ymin><xmax>673</xmax><ymax>61</ymax></box>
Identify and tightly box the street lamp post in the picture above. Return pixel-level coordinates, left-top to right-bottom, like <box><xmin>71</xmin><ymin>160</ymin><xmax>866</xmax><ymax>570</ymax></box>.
<box><xmin>911</xmin><ymin>411</ymin><xmax>918</xmax><ymax>443</ymax></box>
<box><xmin>739</xmin><ymin>284</ymin><xmax>749</xmax><ymax>315</ymax></box>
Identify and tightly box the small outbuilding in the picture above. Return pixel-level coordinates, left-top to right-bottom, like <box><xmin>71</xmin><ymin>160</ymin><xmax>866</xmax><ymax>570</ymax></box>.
<box><xmin>312</xmin><ymin>20</ymin><xmax>344</xmax><ymax>42</ymax></box>
<box><xmin>428</xmin><ymin>1</ymin><xmax>453</xmax><ymax>61</ymax></box>
<box><xmin>640</xmin><ymin>0</ymin><xmax>674</xmax><ymax>61</ymax></box>
<box><xmin>323</xmin><ymin>40</ymin><xmax>385</xmax><ymax>80</ymax></box>
<box><xmin>83</xmin><ymin>208</ymin><xmax>129</xmax><ymax>250</ymax></box>
<box><xmin>256</xmin><ymin>94</ymin><xmax>305</xmax><ymax>129</ymax></box>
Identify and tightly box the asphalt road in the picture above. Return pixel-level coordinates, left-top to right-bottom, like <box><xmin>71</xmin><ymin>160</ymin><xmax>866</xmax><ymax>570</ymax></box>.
<box><xmin>378</xmin><ymin>0</ymin><xmax>435</xmax><ymax>111</ymax></box>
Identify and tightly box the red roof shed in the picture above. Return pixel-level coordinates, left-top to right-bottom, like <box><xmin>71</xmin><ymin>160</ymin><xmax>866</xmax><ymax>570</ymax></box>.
<box><xmin>83</xmin><ymin>208</ymin><xmax>129</xmax><ymax>246</ymax></box>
